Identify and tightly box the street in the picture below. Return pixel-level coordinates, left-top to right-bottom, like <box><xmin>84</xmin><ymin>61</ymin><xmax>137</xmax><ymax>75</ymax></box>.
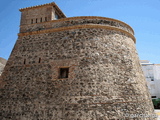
<box><xmin>155</xmin><ymin>110</ymin><xmax>160</xmax><ymax>120</ymax></box>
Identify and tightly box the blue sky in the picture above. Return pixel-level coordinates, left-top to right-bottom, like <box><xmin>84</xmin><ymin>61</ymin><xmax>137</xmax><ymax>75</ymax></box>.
<box><xmin>0</xmin><ymin>0</ymin><xmax>160</xmax><ymax>63</ymax></box>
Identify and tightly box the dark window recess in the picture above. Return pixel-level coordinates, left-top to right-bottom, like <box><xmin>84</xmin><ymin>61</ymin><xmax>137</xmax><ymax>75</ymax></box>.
<box><xmin>59</xmin><ymin>68</ymin><xmax>69</xmax><ymax>79</ymax></box>
<box><xmin>36</xmin><ymin>18</ymin><xmax>38</xmax><ymax>23</ymax></box>
<box><xmin>152</xmin><ymin>96</ymin><xmax>156</xmax><ymax>98</ymax></box>
<box><xmin>24</xmin><ymin>59</ymin><xmax>26</xmax><ymax>64</ymax></box>
<box><xmin>45</xmin><ymin>17</ymin><xmax>47</xmax><ymax>22</ymax></box>
<box><xmin>40</xmin><ymin>18</ymin><xmax>43</xmax><ymax>22</ymax></box>
<box><xmin>38</xmin><ymin>58</ymin><xmax>41</xmax><ymax>63</ymax></box>
<box><xmin>31</xmin><ymin>19</ymin><xmax>33</xmax><ymax>24</ymax></box>
<box><xmin>151</xmin><ymin>79</ymin><xmax>154</xmax><ymax>81</ymax></box>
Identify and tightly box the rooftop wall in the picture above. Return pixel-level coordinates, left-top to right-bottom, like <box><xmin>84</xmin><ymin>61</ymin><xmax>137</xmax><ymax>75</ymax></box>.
<box><xmin>19</xmin><ymin>16</ymin><xmax>135</xmax><ymax>42</ymax></box>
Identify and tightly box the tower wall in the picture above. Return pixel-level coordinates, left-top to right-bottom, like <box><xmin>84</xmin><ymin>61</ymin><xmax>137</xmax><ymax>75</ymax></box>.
<box><xmin>20</xmin><ymin>2</ymin><xmax>66</xmax><ymax>26</ymax></box>
<box><xmin>0</xmin><ymin>3</ymin><xmax>156</xmax><ymax>120</ymax></box>
<box><xmin>20</xmin><ymin>6</ymin><xmax>55</xmax><ymax>25</ymax></box>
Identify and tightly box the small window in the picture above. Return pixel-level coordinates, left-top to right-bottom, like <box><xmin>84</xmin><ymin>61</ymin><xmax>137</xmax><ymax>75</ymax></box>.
<box><xmin>40</xmin><ymin>18</ymin><xmax>43</xmax><ymax>22</ymax></box>
<box><xmin>31</xmin><ymin>19</ymin><xmax>33</xmax><ymax>24</ymax></box>
<box><xmin>38</xmin><ymin>58</ymin><xmax>41</xmax><ymax>63</ymax></box>
<box><xmin>151</xmin><ymin>79</ymin><xmax>154</xmax><ymax>81</ymax></box>
<box><xmin>36</xmin><ymin>18</ymin><xmax>38</xmax><ymax>23</ymax></box>
<box><xmin>59</xmin><ymin>68</ymin><xmax>69</xmax><ymax>79</ymax></box>
<box><xmin>152</xmin><ymin>96</ymin><xmax>156</xmax><ymax>98</ymax></box>
<box><xmin>24</xmin><ymin>59</ymin><xmax>26</xmax><ymax>64</ymax></box>
<box><xmin>45</xmin><ymin>17</ymin><xmax>47</xmax><ymax>22</ymax></box>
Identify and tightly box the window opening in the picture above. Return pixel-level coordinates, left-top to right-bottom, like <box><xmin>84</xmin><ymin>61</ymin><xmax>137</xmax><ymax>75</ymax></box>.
<box><xmin>45</xmin><ymin>17</ymin><xmax>47</xmax><ymax>22</ymax></box>
<box><xmin>152</xmin><ymin>96</ymin><xmax>156</xmax><ymax>98</ymax></box>
<box><xmin>38</xmin><ymin>58</ymin><xmax>41</xmax><ymax>63</ymax></box>
<box><xmin>31</xmin><ymin>19</ymin><xmax>33</xmax><ymax>24</ymax></box>
<box><xmin>59</xmin><ymin>68</ymin><xmax>69</xmax><ymax>79</ymax></box>
<box><xmin>24</xmin><ymin>59</ymin><xmax>26</xmax><ymax>64</ymax></box>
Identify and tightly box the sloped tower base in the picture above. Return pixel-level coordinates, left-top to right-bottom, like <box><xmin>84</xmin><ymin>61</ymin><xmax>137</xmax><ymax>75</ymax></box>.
<box><xmin>0</xmin><ymin>2</ymin><xmax>156</xmax><ymax>120</ymax></box>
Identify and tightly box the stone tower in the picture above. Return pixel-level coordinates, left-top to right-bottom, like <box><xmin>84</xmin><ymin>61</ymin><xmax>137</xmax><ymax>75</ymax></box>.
<box><xmin>0</xmin><ymin>2</ymin><xmax>156</xmax><ymax>120</ymax></box>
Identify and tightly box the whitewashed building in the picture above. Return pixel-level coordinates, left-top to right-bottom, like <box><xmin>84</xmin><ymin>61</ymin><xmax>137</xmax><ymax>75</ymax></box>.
<box><xmin>141</xmin><ymin>60</ymin><xmax>160</xmax><ymax>98</ymax></box>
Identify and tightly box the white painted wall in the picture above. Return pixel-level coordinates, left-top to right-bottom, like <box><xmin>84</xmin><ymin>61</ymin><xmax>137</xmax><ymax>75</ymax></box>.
<box><xmin>141</xmin><ymin>60</ymin><xmax>160</xmax><ymax>98</ymax></box>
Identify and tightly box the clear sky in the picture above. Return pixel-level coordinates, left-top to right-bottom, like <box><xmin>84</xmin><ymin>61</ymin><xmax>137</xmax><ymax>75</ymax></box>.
<box><xmin>0</xmin><ymin>0</ymin><xmax>160</xmax><ymax>63</ymax></box>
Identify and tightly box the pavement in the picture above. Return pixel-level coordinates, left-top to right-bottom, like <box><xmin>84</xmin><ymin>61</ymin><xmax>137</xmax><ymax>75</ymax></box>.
<box><xmin>155</xmin><ymin>109</ymin><xmax>160</xmax><ymax>120</ymax></box>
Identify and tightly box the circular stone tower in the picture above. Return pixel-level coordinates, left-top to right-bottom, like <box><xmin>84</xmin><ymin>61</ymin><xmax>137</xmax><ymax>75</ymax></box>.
<box><xmin>0</xmin><ymin>2</ymin><xmax>156</xmax><ymax>120</ymax></box>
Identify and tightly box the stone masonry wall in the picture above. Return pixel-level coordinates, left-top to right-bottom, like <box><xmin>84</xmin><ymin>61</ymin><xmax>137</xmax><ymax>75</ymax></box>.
<box><xmin>20</xmin><ymin>17</ymin><xmax>134</xmax><ymax>35</ymax></box>
<box><xmin>0</xmin><ymin>58</ymin><xmax>7</xmax><ymax>76</ymax></box>
<box><xmin>0</xmin><ymin>25</ymin><xmax>156</xmax><ymax>119</ymax></box>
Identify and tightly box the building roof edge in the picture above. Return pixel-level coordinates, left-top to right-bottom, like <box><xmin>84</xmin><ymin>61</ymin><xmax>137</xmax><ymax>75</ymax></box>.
<box><xmin>19</xmin><ymin>2</ymin><xmax>66</xmax><ymax>18</ymax></box>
